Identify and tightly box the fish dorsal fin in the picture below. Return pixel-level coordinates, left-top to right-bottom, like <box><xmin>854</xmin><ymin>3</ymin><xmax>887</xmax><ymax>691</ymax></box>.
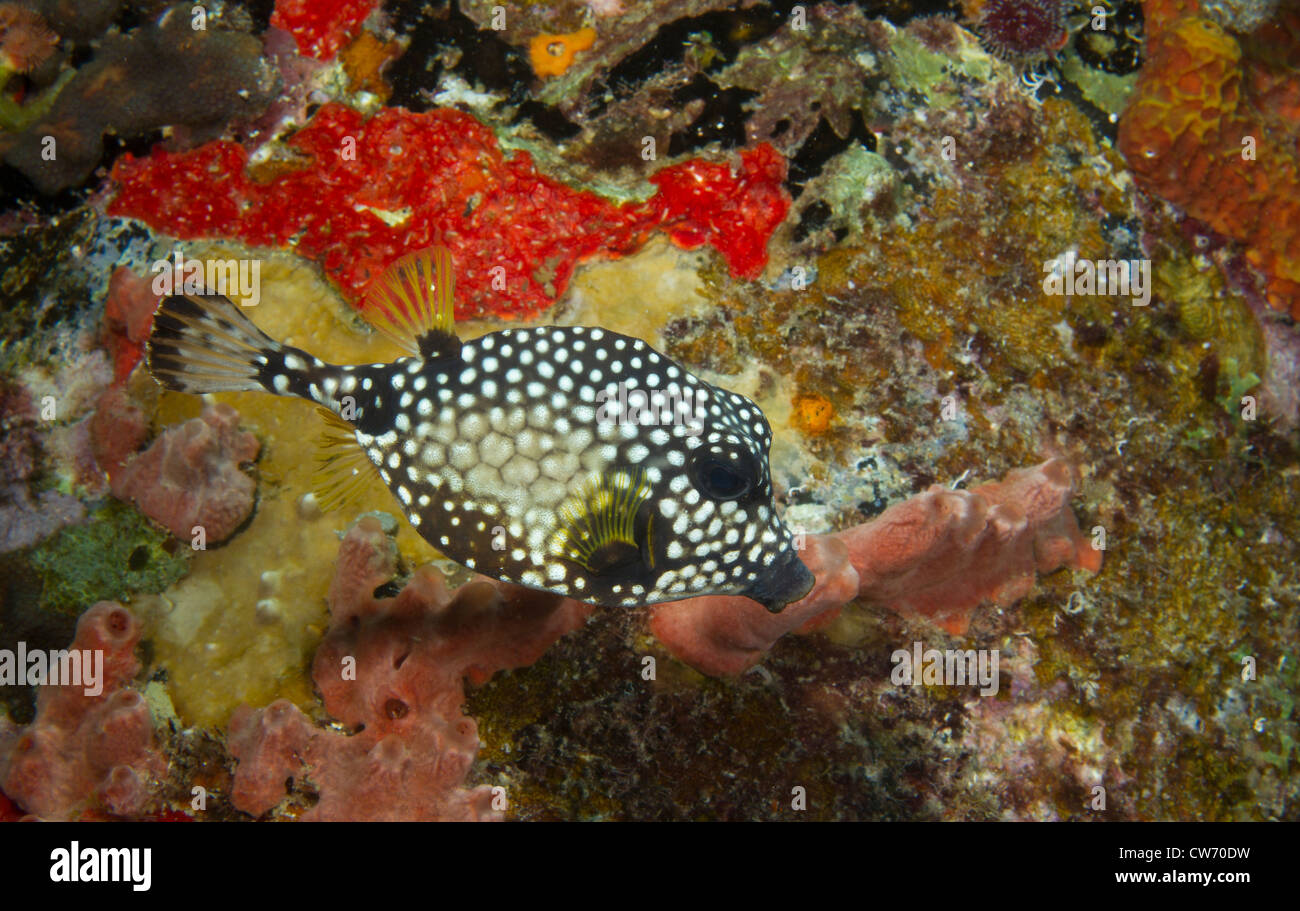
<box><xmin>312</xmin><ymin>406</ymin><xmax>385</xmax><ymax>513</ymax></box>
<box><xmin>549</xmin><ymin>469</ymin><xmax>655</xmax><ymax>575</ymax></box>
<box><xmin>362</xmin><ymin>246</ymin><xmax>461</xmax><ymax>361</ymax></box>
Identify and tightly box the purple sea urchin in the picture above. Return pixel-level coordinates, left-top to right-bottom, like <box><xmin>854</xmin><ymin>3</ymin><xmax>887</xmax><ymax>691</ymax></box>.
<box><xmin>976</xmin><ymin>0</ymin><xmax>1070</xmax><ymax>63</ymax></box>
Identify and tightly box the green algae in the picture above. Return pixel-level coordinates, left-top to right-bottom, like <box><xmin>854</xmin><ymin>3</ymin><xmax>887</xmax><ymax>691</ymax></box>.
<box><xmin>808</xmin><ymin>145</ymin><xmax>899</xmax><ymax>242</ymax></box>
<box><xmin>883</xmin><ymin>24</ymin><xmax>995</xmax><ymax>105</ymax></box>
<box><xmin>1058</xmin><ymin>46</ymin><xmax>1137</xmax><ymax>117</ymax></box>
<box><xmin>1217</xmin><ymin>356</ymin><xmax>1261</xmax><ymax>415</ymax></box>
<box><xmin>29</xmin><ymin>499</ymin><xmax>191</xmax><ymax>615</ymax></box>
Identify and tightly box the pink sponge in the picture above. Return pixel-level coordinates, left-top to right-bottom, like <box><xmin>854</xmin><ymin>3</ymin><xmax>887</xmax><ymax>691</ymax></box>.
<box><xmin>0</xmin><ymin>603</ymin><xmax>164</xmax><ymax>820</ymax></box>
<box><xmin>100</xmin><ymin>400</ymin><xmax>260</xmax><ymax>543</ymax></box>
<box><xmin>649</xmin><ymin>533</ymin><xmax>859</xmax><ymax>676</ymax></box>
<box><xmin>650</xmin><ymin>459</ymin><xmax>1102</xmax><ymax>675</ymax></box>
<box><xmin>842</xmin><ymin>458</ymin><xmax>1101</xmax><ymax>633</ymax></box>
<box><xmin>228</xmin><ymin>516</ymin><xmax>593</xmax><ymax>820</ymax></box>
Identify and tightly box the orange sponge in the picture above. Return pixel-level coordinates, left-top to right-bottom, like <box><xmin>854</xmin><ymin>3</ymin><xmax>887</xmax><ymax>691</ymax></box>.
<box><xmin>529</xmin><ymin>27</ymin><xmax>596</xmax><ymax>78</ymax></box>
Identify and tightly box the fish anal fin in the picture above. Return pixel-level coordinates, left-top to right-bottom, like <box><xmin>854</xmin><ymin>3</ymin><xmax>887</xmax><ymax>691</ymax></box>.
<box><xmin>313</xmin><ymin>406</ymin><xmax>384</xmax><ymax>513</ymax></box>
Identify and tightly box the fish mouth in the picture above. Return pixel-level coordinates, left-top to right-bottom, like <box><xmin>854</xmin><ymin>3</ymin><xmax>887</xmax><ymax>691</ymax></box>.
<box><xmin>745</xmin><ymin>550</ymin><xmax>816</xmax><ymax>613</ymax></box>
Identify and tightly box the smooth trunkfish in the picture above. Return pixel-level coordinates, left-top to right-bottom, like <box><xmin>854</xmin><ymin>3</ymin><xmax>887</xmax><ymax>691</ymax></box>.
<box><xmin>146</xmin><ymin>247</ymin><xmax>814</xmax><ymax>611</ymax></box>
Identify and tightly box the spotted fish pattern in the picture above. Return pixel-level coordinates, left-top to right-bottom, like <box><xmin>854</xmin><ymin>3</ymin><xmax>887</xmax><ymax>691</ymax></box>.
<box><xmin>147</xmin><ymin>248</ymin><xmax>814</xmax><ymax>611</ymax></box>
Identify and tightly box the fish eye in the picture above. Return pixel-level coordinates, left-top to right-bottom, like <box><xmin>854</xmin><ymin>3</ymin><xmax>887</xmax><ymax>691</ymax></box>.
<box><xmin>690</xmin><ymin>452</ymin><xmax>754</xmax><ymax>501</ymax></box>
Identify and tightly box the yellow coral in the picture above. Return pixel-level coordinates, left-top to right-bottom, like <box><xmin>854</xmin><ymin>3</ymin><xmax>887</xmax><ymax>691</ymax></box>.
<box><xmin>140</xmin><ymin>248</ymin><xmax>440</xmax><ymax>728</ymax></box>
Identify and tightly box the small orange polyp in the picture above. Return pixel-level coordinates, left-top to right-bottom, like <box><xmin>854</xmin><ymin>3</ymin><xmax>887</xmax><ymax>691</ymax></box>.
<box><xmin>529</xmin><ymin>27</ymin><xmax>597</xmax><ymax>78</ymax></box>
<box><xmin>792</xmin><ymin>393</ymin><xmax>834</xmax><ymax>436</ymax></box>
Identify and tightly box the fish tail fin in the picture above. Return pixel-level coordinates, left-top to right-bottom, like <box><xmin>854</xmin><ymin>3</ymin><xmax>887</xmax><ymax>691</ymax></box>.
<box><xmin>147</xmin><ymin>293</ymin><xmax>284</xmax><ymax>394</ymax></box>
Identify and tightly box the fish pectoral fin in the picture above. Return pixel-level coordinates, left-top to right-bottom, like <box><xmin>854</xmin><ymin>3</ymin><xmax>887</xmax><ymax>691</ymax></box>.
<box><xmin>547</xmin><ymin>468</ymin><xmax>654</xmax><ymax>575</ymax></box>
<box><xmin>362</xmin><ymin>245</ymin><xmax>461</xmax><ymax>360</ymax></box>
<box><xmin>572</xmin><ymin>541</ymin><xmax>641</xmax><ymax>575</ymax></box>
<box><xmin>312</xmin><ymin>406</ymin><xmax>384</xmax><ymax>512</ymax></box>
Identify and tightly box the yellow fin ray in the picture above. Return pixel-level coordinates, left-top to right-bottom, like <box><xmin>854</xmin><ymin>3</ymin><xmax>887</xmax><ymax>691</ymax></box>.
<box><xmin>549</xmin><ymin>469</ymin><xmax>654</xmax><ymax>574</ymax></box>
<box><xmin>312</xmin><ymin>407</ymin><xmax>384</xmax><ymax>513</ymax></box>
<box><xmin>362</xmin><ymin>246</ymin><xmax>458</xmax><ymax>358</ymax></box>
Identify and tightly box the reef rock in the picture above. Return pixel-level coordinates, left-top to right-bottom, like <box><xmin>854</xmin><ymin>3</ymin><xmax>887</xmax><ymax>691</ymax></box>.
<box><xmin>0</xmin><ymin>376</ymin><xmax>84</xmax><ymax>553</ymax></box>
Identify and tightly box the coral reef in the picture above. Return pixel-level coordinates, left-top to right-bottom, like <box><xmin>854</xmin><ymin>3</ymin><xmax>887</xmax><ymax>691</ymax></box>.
<box><xmin>271</xmin><ymin>0</ymin><xmax>379</xmax><ymax>60</ymax></box>
<box><xmin>27</xmin><ymin>499</ymin><xmax>190</xmax><ymax>614</ymax></box>
<box><xmin>651</xmin><ymin>460</ymin><xmax>1101</xmax><ymax>676</ymax></box>
<box><xmin>108</xmin><ymin>102</ymin><xmax>789</xmax><ymax>319</ymax></box>
<box><xmin>228</xmin><ymin>516</ymin><xmax>592</xmax><ymax>820</ymax></box>
<box><xmin>100</xmin><ymin>400</ymin><xmax>260</xmax><ymax>544</ymax></box>
<box><xmin>1</xmin><ymin>5</ymin><xmax>275</xmax><ymax>193</ymax></box>
<box><xmin>0</xmin><ymin>0</ymin><xmax>1293</xmax><ymax>824</ymax></box>
<box><xmin>1118</xmin><ymin>0</ymin><xmax>1300</xmax><ymax>314</ymax></box>
<box><xmin>0</xmin><ymin>602</ymin><xmax>164</xmax><ymax>820</ymax></box>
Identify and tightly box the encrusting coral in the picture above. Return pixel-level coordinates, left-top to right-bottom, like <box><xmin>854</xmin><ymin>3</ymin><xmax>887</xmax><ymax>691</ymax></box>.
<box><xmin>0</xmin><ymin>602</ymin><xmax>164</xmax><ymax>820</ymax></box>
<box><xmin>1</xmin><ymin>6</ymin><xmax>275</xmax><ymax>194</ymax></box>
<box><xmin>1117</xmin><ymin>0</ymin><xmax>1300</xmax><ymax>315</ymax></box>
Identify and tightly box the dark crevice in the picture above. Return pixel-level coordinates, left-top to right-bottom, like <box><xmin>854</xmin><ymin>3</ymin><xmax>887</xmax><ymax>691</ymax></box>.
<box><xmin>666</xmin><ymin>75</ymin><xmax>757</xmax><ymax>157</ymax></box>
<box><xmin>786</xmin><ymin>112</ymin><xmax>877</xmax><ymax>197</ymax></box>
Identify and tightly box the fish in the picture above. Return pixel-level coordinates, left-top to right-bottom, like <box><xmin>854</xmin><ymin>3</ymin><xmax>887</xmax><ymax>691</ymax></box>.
<box><xmin>145</xmin><ymin>246</ymin><xmax>814</xmax><ymax>611</ymax></box>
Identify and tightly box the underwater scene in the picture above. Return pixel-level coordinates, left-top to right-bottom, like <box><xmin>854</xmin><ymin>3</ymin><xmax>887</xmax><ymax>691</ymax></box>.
<box><xmin>0</xmin><ymin>0</ymin><xmax>1296</xmax><ymax>825</ymax></box>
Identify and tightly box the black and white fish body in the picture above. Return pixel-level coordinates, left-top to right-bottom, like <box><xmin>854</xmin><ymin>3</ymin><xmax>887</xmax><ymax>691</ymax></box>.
<box><xmin>147</xmin><ymin>247</ymin><xmax>814</xmax><ymax>611</ymax></box>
